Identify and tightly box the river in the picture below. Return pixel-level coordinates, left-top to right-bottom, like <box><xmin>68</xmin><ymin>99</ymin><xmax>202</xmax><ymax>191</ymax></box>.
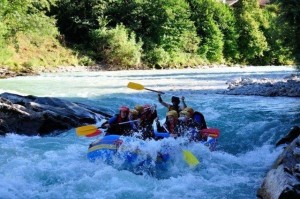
<box><xmin>0</xmin><ymin>66</ymin><xmax>299</xmax><ymax>199</ymax></box>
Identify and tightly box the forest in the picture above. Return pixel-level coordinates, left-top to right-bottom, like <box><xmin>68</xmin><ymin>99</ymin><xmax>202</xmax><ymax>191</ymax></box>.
<box><xmin>0</xmin><ymin>0</ymin><xmax>299</xmax><ymax>72</ymax></box>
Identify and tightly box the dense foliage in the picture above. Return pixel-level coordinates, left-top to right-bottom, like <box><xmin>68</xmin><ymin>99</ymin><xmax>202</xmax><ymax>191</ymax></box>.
<box><xmin>276</xmin><ymin>0</ymin><xmax>300</xmax><ymax>64</ymax></box>
<box><xmin>0</xmin><ymin>0</ymin><xmax>299</xmax><ymax>70</ymax></box>
<box><xmin>0</xmin><ymin>0</ymin><xmax>82</xmax><ymax>71</ymax></box>
<box><xmin>234</xmin><ymin>0</ymin><xmax>268</xmax><ymax>64</ymax></box>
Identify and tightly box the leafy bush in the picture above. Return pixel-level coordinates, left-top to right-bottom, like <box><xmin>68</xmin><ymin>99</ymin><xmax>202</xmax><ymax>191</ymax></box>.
<box><xmin>79</xmin><ymin>56</ymin><xmax>95</xmax><ymax>66</ymax></box>
<box><xmin>145</xmin><ymin>47</ymin><xmax>170</xmax><ymax>68</ymax></box>
<box><xmin>90</xmin><ymin>25</ymin><xmax>143</xmax><ymax>68</ymax></box>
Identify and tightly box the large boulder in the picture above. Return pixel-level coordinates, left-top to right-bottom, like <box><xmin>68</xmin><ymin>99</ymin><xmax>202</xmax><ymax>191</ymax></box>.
<box><xmin>257</xmin><ymin>126</ymin><xmax>300</xmax><ymax>199</ymax></box>
<box><xmin>0</xmin><ymin>92</ymin><xmax>111</xmax><ymax>136</ymax></box>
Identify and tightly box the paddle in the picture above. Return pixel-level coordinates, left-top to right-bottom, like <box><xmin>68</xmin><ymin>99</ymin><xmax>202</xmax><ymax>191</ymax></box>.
<box><xmin>182</xmin><ymin>150</ymin><xmax>200</xmax><ymax>167</ymax></box>
<box><xmin>127</xmin><ymin>82</ymin><xmax>165</xmax><ymax>94</ymax></box>
<box><xmin>161</xmin><ymin>125</ymin><xmax>199</xmax><ymax>167</ymax></box>
<box><xmin>76</xmin><ymin>125</ymin><xmax>101</xmax><ymax>137</ymax></box>
<box><xmin>86</xmin><ymin>129</ymin><xmax>102</xmax><ymax>137</ymax></box>
<box><xmin>200</xmin><ymin>128</ymin><xmax>220</xmax><ymax>138</ymax></box>
<box><xmin>75</xmin><ymin>119</ymin><xmax>140</xmax><ymax>137</ymax></box>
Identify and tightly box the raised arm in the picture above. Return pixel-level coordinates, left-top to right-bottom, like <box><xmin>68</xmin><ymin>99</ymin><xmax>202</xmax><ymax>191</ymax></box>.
<box><xmin>158</xmin><ymin>94</ymin><xmax>170</xmax><ymax>108</ymax></box>
<box><xmin>181</xmin><ymin>96</ymin><xmax>187</xmax><ymax>109</ymax></box>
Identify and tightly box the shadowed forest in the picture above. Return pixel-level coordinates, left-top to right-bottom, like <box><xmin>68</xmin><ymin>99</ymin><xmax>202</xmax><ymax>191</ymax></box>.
<box><xmin>0</xmin><ymin>0</ymin><xmax>299</xmax><ymax>72</ymax></box>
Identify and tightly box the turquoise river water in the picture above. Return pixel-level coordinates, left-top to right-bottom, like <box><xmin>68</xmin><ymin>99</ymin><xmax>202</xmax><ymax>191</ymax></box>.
<box><xmin>0</xmin><ymin>66</ymin><xmax>299</xmax><ymax>199</ymax></box>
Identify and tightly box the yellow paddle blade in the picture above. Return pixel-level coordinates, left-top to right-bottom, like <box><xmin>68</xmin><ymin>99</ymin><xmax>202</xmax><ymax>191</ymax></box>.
<box><xmin>76</xmin><ymin>125</ymin><xmax>98</xmax><ymax>136</ymax></box>
<box><xmin>183</xmin><ymin>150</ymin><xmax>199</xmax><ymax>167</ymax></box>
<box><xmin>127</xmin><ymin>82</ymin><xmax>144</xmax><ymax>90</ymax></box>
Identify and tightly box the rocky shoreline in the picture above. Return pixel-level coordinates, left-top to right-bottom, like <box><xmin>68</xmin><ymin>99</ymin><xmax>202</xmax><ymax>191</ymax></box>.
<box><xmin>0</xmin><ymin>64</ymin><xmax>238</xmax><ymax>79</ymax></box>
<box><xmin>0</xmin><ymin>65</ymin><xmax>103</xmax><ymax>79</ymax></box>
<box><xmin>0</xmin><ymin>67</ymin><xmax>38</xmax><ymax>79</ymax></box>
<box><xmin>224</xmin><ymin>74</ymin><xmax>300</xmax><ymax>97</ymax></box>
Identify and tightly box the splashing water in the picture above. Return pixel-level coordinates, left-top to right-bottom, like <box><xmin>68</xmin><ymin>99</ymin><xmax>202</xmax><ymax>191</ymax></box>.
<box><xmin>0</xmin><ymin>66</ymin><xmax>299</xmax><ymax>199</ymax></box>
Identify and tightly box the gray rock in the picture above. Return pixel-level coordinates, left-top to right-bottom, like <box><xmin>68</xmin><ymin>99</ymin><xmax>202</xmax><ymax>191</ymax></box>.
<box><xmin>257</xmin><ymin>126</ymin><xmax>300</xmax><ymax>199</ymax></box>
<box><xmin>0</xmin><ymin>92</ymin><xmax>111</xmax><ymax>136</ymax></box>
<box><xmin>224</xmin><ymin>74</ymin><xmax>300</xmax><ymax>97</ymax></box>
<box><xmin>276</xmin><ymin>126</ymin><xmax>300</xmax><ymax>147</ymax></box>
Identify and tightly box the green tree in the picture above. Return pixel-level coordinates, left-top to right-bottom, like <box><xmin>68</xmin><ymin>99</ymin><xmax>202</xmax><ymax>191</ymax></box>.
<box><xmin>188</xmin><ymin>0</ymin><xmax>239</xmax><ymax>63</ymax></box>
<box><xmin>276</xmin><ymin>0</ymin><xmax>300</xmax><ymax>64</ymax></box>
<box><xmin>213</xmin><ymin>2</ymin><xmax>239</xmax><ymax>63</ymax></box>
<box><xmin>0</xmin><ymin>0</ymin><xmax>60</xmax><ymax>66</ymax></box>
<box><xmin>54</xmin><ymin>0</ymin><xmax>107</xmax><ymax>43</ymax></box>
<box><xmin>188</xmin><ymin>0</ymin><xmax>224</xmax><ymax>62</ymax></box>
<box><xmin>198</xmin><ymin>15</ymin><xmax>224</xmax><ymax>62</ymax></box>
<box><xmin>0</xmin><ymin>0</ymin><xmax>83</xmax><ymax>69</ymax></box>
<box><xmin>261</xmin><ymin>5</ymin><xmax>294</xmax><ymax>65</ymax></box>
<box><xmin>104</xmin><ymin>0</ymin><xmax>200</xmax><ymax>67</ymax></box>
<box><xmin>1</xmin><ymin>0</ymin><xmax>57</xmax><ymax>39</ymax></box>
<box><xmin>144</xmin><ymin>0</ymin><xmax>200</xmax><ymax>67</ymax></box>
<box><xmin>234</xmin><ymin>0</ymin><xmax>268</xmax><ymax>64</ymax></box>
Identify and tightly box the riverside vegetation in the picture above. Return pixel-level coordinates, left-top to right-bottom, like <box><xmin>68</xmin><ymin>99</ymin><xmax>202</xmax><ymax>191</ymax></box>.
<box><xmin>0</xmin><ymin>0</ymin><xmax>299</xmax><ymax>75</ymax></box>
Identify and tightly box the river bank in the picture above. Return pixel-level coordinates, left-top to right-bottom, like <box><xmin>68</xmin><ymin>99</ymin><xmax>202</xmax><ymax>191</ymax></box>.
<box><xmin>1</xmin><ymin>64</ymin><xmax>293</xmax><ymax>79</ymax></box>
<box><xmin>0</xmin><ymin>65</ymin><xmax>99</xmax><ymax>79</ymax></box>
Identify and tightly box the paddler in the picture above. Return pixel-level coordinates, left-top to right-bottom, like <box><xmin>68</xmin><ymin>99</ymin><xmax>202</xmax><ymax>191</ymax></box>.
<box><xmin>105</xmin><ymin>106</ymin><xmax>132</xmax><ymax>136</ymax></box>
<box><xmin>158</xmin><ymin>94</ymin><xmax>187</xmax><ymax>115</ymax></box>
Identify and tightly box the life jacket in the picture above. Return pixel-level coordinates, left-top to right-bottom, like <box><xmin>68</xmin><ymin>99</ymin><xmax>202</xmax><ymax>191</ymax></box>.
<box><xmin>192</xmin><ymin>111</ymin><xmax>207</xmax><ymax>130</ymax></box>
<box><xmin>139</xmin><ymin>110</ymin><xmax>157</xmax><ymax>139</ymax></box>
<box><xmin>164</xmin><ymin>119</ymin><xmax>179</xmax><ymax>135</ymax></box>
<box><xmin>168</xmin><ymin>105</ymin><xmax>181</xmax><ymax>115</ymax></box>
<box><xmin>140</xmin><ymin>109</ymin><xmax>152</xmax><ymax>127</ymax></box>
<box><xmin>106</xmin><ymin>114</ymin><xmax>132</xmax><ymax>135</ymax></box>
<box><xmin>177</xmin><ymin>117</ymin><xmax>194</xmax><ymax>136</ymax></box>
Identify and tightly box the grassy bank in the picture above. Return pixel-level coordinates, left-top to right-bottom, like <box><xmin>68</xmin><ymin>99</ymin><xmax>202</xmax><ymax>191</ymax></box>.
<box><xmin>0</xmin><ymin>33</ymin><xmax>93</xmax><ymax>74</ymax></box>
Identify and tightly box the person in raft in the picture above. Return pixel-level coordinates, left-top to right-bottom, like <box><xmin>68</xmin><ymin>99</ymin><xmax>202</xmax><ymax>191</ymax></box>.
<box><xmin>177</xmin><ymin>110</ymin><xmax>194</xmax><ymax>135</ymax></box>
<box><xmin>156</xmin><ymin>110</ymin><xmax>180</xmax><ymax>138</ymax></box>
<box><xmin>131</xmin><ymin>104</ymin><xmax>157</xmax><ymax>139</ymax></box>
<box><xmin>104</xmin><ymin>106</ymin><xmax>133</xmax><ymax>136</ymax></box>
<box><xmin>158</xmin><ymin>94</ymin><xmax>187</xmax><ymax>115</ymax></box>
<box><xmin>183</xmin><ymin>107</ymin><xmax>207</xmax><ymax>130</ymax></box>
<box><xmin>183</xmin><ymin>107</ymin><xmax>208</xmax><ymax>141</ymax></box>
<box><xmin>128</xmin><ymin>109</ymin><xmax>140</xmax><ymax>132</ymax></box>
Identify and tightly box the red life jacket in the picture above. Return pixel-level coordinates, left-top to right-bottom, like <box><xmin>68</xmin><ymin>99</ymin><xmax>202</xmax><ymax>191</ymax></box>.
<box><xmin>166</xmin><ymin>119</ymin><xmax>178</xmax><ymax>135</ymax></box>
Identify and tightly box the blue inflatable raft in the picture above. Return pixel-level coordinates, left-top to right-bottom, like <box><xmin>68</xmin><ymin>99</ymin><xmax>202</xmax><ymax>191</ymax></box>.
<box><xmin>87</xmin><ymin>134</ymin><xmax>171</xmax><ymax>167</ymax></box>
<box><xmin>87</xmin><ymin>129</ymin><xmax>219</xmax><ymax>166</ymax></box>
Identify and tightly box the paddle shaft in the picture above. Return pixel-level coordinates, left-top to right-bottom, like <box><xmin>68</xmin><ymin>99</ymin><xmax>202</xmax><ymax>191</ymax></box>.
<box><xmin>144</xmin><ymin>88</ymin><xmax>165</xmax><ymax>94</ymax></box>
<box><xmin>162</xmin><ymin>125</ymin><xmax>170</xmax><ymax>133</ymax></box>
<box><xmin>76</xmin><ymin>120</ymin><xmax>139</xmax><ymax>136</ymax></box>
<box><xmin>104</xmin><ymin>119</ymin><xmax>140</xmax><ymax>128</ymax></box>
<box><xmin>118</xmin><ymin>119</ymin><xmax>139</xmax><ymax>125</ymax></box>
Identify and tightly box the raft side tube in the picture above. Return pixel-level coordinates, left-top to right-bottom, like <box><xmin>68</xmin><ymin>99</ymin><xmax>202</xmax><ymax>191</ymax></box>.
<box><xmin>154</xmin><ymin>131</ymin><xmax>170</xmax><ymax>139</ymax></box>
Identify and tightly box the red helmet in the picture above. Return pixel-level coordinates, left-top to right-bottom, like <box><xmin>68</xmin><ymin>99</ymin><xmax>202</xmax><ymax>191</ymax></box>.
<box><xmin>119</xmin><ymin>106</ymin><xmax>130</xmax><ymax>113</ymax></box>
